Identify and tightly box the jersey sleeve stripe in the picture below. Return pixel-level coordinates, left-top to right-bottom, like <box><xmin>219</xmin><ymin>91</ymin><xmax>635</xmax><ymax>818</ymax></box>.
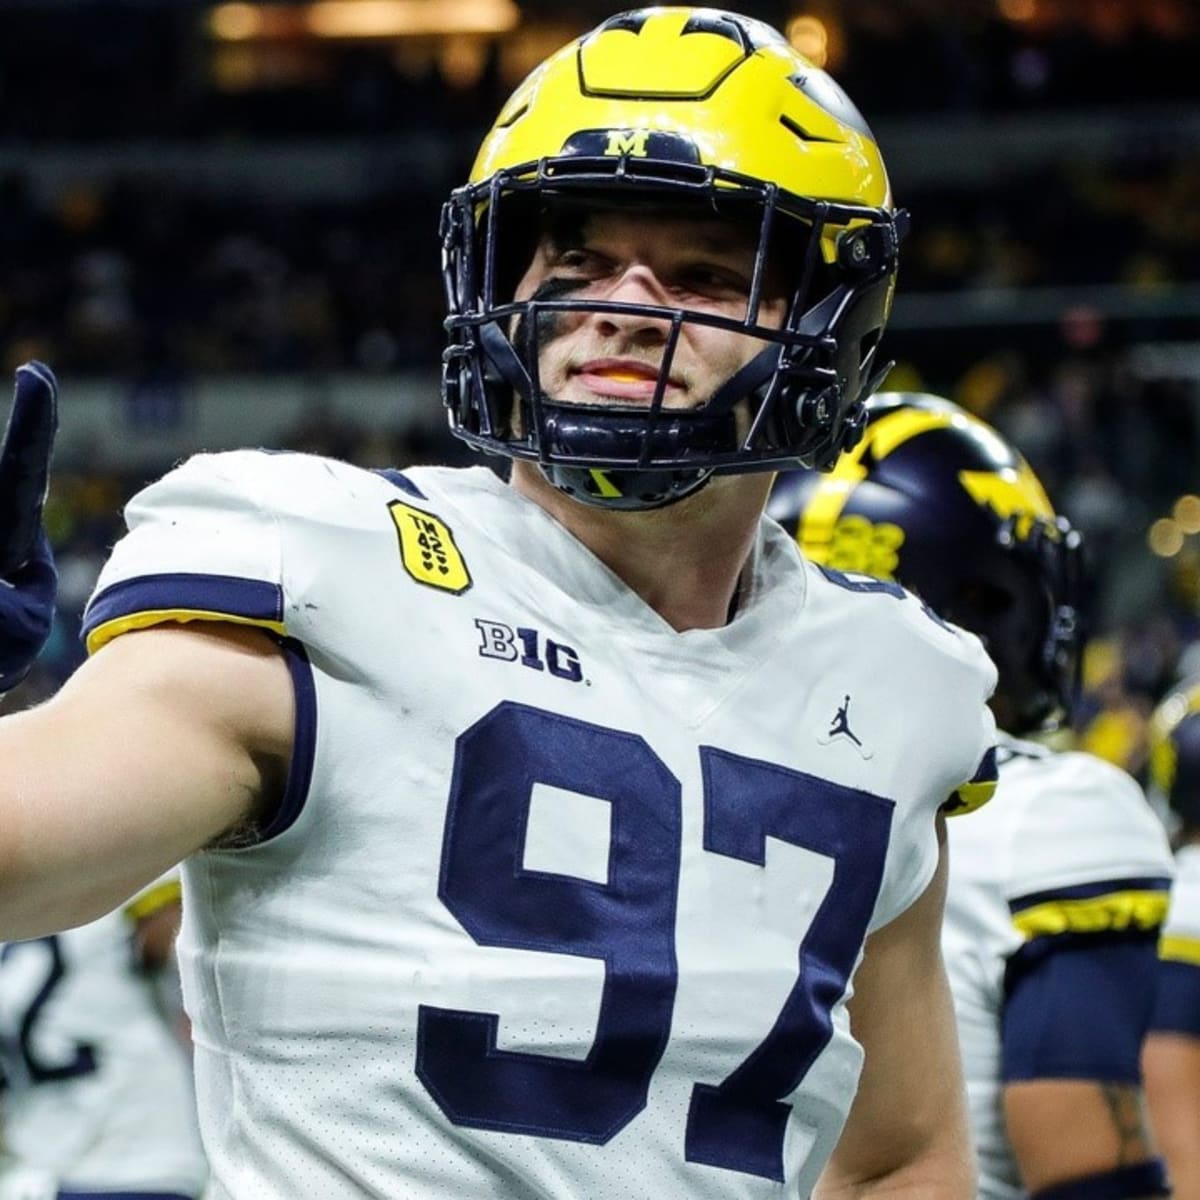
<box><xmin>83</xmin><ymin>573</ymin><xmax>286</xmax><ymax>654</ymax></box>
<box><xmin>375</xmin><ymin>468</ymin><xmax>428</xmax><ymax>499</ymax></box>
<box><xmin>1160</xmin><ymin>933</ymin><xmax>1200</xmax><ymax>966</ymax></box>
<box><xmin>254</xmin><ymin>639</ymin><xmax>318</xmax><ymax>845</ymax></box>
<box><xmin>1010</xmin><ymin>883</ymin><xmax>1172</xmax><ymax>941</ymax></box>
<box><xmin>56</xmin><ymin>1191</ymin><xmax>198</xmax><ymax>1200</ymax></box>
<box><xmin>1011</xmin><ymin>876</ymin><xmax>1172</xmax><ymax>912</ymax></box>
<box><xmin>944</xmin><ymin>745</ymin><xmax>999</xmax><ymax>816</ymax></box>
<box><xmin>122</xmin><ymin>877</ymin><xmax>183</xmax><ymax>922</ymax></box>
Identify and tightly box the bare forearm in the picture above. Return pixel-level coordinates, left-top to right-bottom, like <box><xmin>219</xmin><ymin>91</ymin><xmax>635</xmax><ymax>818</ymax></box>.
<box><xmin>820</xmin><ymin>827</ymin><xmax>974</xmax><ymax>1199</ymax></box>
<box><xmin>1144</xmin><ymin>1033</ymin><xmax>1200</xmax><ymax>1200</ymax></box>
<box><xmin>816</xmin><ymin>1080</ymin><xmax>974</xmax><ymax>1200</ymax></box>
<box><xmin>815</xmin><ymin>1133</ymin><xmax>974</xmax><ymax>1199</ymax></box>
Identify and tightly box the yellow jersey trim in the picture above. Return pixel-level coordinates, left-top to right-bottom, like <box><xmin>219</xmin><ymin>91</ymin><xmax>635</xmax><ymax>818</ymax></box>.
<box><xmin>1013</xmin><ymin>889</ymin><xmax>1170</xmax><ymax>939</ymax></box>
<box><xmin>944</xmin><ymin>776</ymin><xmax>997</xmax><ymax>817</ymax></box>
<box><xmin>1160</xmin><ymin>934</ymin><xmax>1200</xmax><ymax>967</ymax></box>
<box><xmin>123</xmin><ymin>877</ymin><xmax>183</xmax><ymax>922</ymax></box>
<box><xmin>87</xmin><ymin>609</ymin><xmax>287</xmax><ymax>655</ymax></box>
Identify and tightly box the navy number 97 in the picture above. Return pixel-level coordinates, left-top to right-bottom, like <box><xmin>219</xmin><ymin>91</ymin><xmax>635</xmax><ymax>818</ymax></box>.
<box><xmin>417</xmin><ymin>702</ymin><xmax>893</xmax><ymax>1183</ymax></box>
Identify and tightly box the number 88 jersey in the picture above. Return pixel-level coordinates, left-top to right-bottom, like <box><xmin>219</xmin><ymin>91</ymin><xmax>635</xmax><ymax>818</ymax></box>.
<box><xmin>83</xmin><ymin>453</ymin><xmax>997</xmax><ymax>1200</ymax></box>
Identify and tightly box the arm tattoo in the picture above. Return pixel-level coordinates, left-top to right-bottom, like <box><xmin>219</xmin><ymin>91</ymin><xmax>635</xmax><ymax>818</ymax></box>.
<box><xmin>1099</xmin><ymin>1084</ymin><xmax>1151</xmax><ymax>1164</ymax></box>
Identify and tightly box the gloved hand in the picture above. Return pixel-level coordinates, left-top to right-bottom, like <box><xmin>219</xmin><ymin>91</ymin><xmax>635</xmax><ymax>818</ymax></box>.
<box><xmin>0</xmin><ymin>362</ymin><xmax>58</xmax><ymax>694</ymax></box>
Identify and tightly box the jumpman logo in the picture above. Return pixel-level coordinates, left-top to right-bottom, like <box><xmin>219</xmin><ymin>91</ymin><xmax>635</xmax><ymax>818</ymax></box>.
<box><xmin>829</xmin><ymin>695</ymin><xmax>862</xmax><ymax>746</ymax></box>
<box><xmin>818</xmin><ymin>693</ymin><xmax>872</xmax><ymax>758</ymax></box>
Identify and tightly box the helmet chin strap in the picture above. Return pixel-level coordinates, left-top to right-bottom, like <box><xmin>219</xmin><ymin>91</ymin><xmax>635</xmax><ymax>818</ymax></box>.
<box><xmin>537</xmin><ymin>391</ymin><xmax>778</xmax><ymax>513</ymax></box>
<box><xmin>480</xmin><ymin>321</ymin><xmax>787</xmax><ymax>509</ymax></box>
<box><xmin>478</xmin><ymin>304</ymin><xmax>866</xmax><ymax>507</ymax></box>
<box><xmin>541</xmin><ymin>462</ymin><xmax>715</xmax><ymax>510</ymax></box>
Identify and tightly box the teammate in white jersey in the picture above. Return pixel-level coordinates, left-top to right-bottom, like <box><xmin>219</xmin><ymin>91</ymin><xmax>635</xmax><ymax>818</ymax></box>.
<box><xmin>771</xmin><ymin>394</ymin><xmax>1175</xmax><ymax>1200</ymax></box>
<box><xmin>0</xmin><ymin>877</ymin><xmax>207</xmax><ymax>1200</ymax></box>
<box><xmin>1145</xmin><ymin>683</ymin><xmax>1200</xmax><ymax>1197</ymax></box>
<box><xmin>0</xmin><ymin>10</ymin><xmax>999</xmax><ymax>1198</ymax></box>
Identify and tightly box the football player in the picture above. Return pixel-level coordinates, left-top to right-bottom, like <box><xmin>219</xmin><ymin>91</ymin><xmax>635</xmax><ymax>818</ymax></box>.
<box><xmin>771</xmin><ymin>393</ymin><xmax>1175</xmax><ymax>1200</ymax></box>
<box><xmin>0</xmin><ymin>876</ymin><xmax>208</xmax><ymax>1200</ymax></box>
<box><xmin>1144</xmin><ymin>683</ymin><xmax>1200</xmax><ymax>1198</ymax></box>
<box><xmin>0</xmin><ymin>11</ymin><xmax>999</xmax><ymax>1198</ymax></box>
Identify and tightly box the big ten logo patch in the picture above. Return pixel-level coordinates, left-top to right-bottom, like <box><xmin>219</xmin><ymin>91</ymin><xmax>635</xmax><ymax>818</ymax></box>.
<box><xmin>389</xmin><ymin>501</ymin><xmax>472</xmax><ymax>594</ymax></box>
<box><xmin>824</xmin><ymin>515</ymin><xmax>905</xmax><ymax>580</ymax></box>
<box><xmin>475</xmin><ymin>620</ymin><xmax>584</xmax><ymax>684</ymax></box>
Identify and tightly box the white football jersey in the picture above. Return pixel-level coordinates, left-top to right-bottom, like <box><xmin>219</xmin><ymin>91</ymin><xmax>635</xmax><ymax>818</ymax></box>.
<box><xmin>1162</xmin><ymin>844</ymin><xmax>1200</xmax><ymax>948</ymax></box>
<box><xmin>82</xmin><ymin>454</ymin><xmax>997</xmax><ymax>1200</ymax></box>
<box><xmin>0</xmin><ymin>878</ymin><xmax>207</xmax><ymax>1197</ymax></box>
<box><xmin>943</xmin><ymin>734</ymin><xmax>1174</xmax><ymax>1199</ymax></box>
<box><xmin>1156</xmin><ymin>843</ymin><xmax>1200</xmax><ymax>1024</ymax></box>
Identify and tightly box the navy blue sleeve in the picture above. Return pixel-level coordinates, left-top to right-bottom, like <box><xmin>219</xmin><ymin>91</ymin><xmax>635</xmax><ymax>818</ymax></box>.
<box><xmin>1002</xmin><ymin>933</ymin><xmax>1160</xmax><ymax>1082</ymax></box>
<box><xmin>1149</xmin><ymin>959</ymin><xmax>1200</xmax><ymax>1036</ymax></box>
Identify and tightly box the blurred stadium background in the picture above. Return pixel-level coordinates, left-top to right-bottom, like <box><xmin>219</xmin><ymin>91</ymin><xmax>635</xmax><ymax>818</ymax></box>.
<box><xmin>4</xmin><ymin>0</ymin><xmax>1199</xmax><ymax>781</ymax></box>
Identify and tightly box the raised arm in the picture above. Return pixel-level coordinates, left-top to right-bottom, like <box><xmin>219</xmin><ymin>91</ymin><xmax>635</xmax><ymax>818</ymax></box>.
<box><xmin>0</xmin><ymin>362</ymin><xmax>295</xmax><ymax>940</ymax></box>
<box><xmin>816</xmin><ymin>816</ymin><xmax>974</xmax><ymax>1199</ymax></box>
<box><xmin>0</xmin><ymin>621</ymin><xmax>294</xmax><ymax>939</ymax></box>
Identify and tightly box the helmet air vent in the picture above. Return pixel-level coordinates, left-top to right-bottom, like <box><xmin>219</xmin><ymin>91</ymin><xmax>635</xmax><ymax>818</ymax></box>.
<box><xmin>779</xmin><ymin>114</ymin><xmax>838</xmax><ymax>145</ymax></box>
<box><xmin>495</xmin><ymin>102</ymin><xmax>529</xmax><ymax>131</ymax></box>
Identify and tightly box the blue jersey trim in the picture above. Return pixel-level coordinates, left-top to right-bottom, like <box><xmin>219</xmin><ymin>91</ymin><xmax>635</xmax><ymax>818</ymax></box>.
<box><xmin>82</xmin><ymin>572</ymin><xmax>284</xmax><ymax>641</ymax></box>
<box><xmin>1010</xmin><ymin>876</ymin><xmax>1172</xmax><ymax>914</ymax></box>
<box><xmin>1029</xmin><ymin>1159</ymin><xmax>1170</xmax><ymax>1199</ymax></box>
<box><xmin>58</xmin><ymin>1192</ymin><xmax>197</xmax><ymax>1200</ymax></box>
<box><xmin>376</xmin><ymin>468</ymin><xmax>427</xmax><ymax>499</ymax></box>
<box><xmin>1149</xmin><ymin>958</ymin><xmax>1200</xmax><ymax>1035</ymax></box>
<box><xmin>257</xmin><ymin>639</ymin><xmax>317</xmax><ymax>844</ymax></box>
<box><xmin>971</xmin><ymin>744</ymin><xmax>998</xmax><ymax>784</ymax></box>
<box><xmin>1001</xmin><ymin>935</ymin><xmax>1159</xmax><ymax>1082</ymax></box>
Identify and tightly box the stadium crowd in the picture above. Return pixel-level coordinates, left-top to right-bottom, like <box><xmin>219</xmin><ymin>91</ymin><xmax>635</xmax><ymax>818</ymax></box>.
<box><xmin>0</xmin><ymin>2</ymin><xmax>1198</xmax><ymax>1197</ymax></box>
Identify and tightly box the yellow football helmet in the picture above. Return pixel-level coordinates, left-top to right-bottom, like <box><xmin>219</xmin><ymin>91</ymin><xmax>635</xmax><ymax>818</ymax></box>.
<box><xmin>441</xmin><ymin>7</ymin><xmax>905</xmax><ymax>509</ymax></box>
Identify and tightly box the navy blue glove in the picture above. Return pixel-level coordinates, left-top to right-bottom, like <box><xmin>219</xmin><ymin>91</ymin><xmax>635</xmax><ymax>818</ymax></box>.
<box><xmin>0</xmin><ymin>362</ymin><xmax>58</xmax><ymax>693</ymax></box>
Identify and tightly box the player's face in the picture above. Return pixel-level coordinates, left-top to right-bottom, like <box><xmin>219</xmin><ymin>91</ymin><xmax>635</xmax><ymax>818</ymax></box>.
<box><xmin>512</xmin><ymin>207</ymin><xmax>788</xmax><ymax>410</ymax></box>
